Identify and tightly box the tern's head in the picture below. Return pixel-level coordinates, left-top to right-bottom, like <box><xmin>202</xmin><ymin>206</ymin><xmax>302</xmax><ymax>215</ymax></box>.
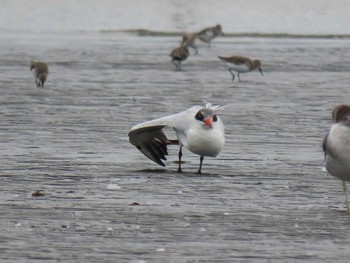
<box><xmin>195</xmin><ymin>108</ymin><xmax>218</xmax><ymax>128</ymax></box>
<box><xmin>332</xmin><ymin>104</ymin><xmax>350</xmax><ymax>124</ymax></box>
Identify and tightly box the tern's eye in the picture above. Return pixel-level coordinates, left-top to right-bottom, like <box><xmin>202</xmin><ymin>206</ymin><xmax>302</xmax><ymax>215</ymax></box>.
<box><xmin>195</xmin><ymin>111</ymin><xmax>204</xmax><ymax>121</ymax></box>
<box><xmin>213</xmin><ymin>115</ymin><xmax>218</xmax><ymax>122</ymax></box>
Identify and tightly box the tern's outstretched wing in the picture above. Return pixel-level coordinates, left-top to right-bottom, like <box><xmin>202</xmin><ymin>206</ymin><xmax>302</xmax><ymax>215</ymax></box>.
<box><xmin>128</xmin><ymin>106</ymin><xmax>201</xmax><ymax>167</ymax></box>
<box><xmin>128</xmin><ymin>125</ymin><xmax>173</xmax><ymax>166</ymax></box>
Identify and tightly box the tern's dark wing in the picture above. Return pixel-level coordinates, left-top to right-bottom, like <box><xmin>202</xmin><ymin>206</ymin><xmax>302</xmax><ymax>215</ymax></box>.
<box><xmin>128</xmin><ymin>106</ymin><xmax>201</xmax><ymax>166</ymax></box>
<box><xmin>128</xmin><ymin>125</ymin><xmax>178</xmax><ymax>167</ymax></box>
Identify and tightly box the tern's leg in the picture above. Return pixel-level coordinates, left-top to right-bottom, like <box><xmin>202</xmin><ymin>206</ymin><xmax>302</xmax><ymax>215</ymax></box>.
<box><xmin>343</xmin><ymin>181</ymin><xmax>350</xmax><ymax>212</ymax></box>
<box><xmin>237</xmin><ymin>73</ymin><xmax>242</xmax><ymax>82</ymax></box>
<box><xmin>229</xmin><ymin>69</ymin><xmax>235</xmax><ymax>81</ymax></box>
<box><xmin>177</xmin><ymin>145</ymin><xmax>183</xmax><ymax>173</ymax></box>
<box><xmin>197</xmin><ymin>156</ymin><xmax>204</xmax><ymax>174</ymax></box>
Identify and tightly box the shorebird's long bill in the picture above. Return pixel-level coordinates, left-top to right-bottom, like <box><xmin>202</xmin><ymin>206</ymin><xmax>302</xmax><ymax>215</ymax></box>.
<box><xmin>259</xmin><ymin>67</ymin><xmax>263</xmax><ymax>76</ymax></box>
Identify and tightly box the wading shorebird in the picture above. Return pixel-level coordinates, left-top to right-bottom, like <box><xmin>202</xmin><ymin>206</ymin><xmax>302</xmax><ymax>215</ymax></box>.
<box><xmin>181</xmin><ymin>33</ymin><xmax>199</xmax><ymax>56</ymax></box>
<box><xmin>170</xmin><ymin>44</ymin><xmax>190</xmax><ymax>71</ymax></box>
<box><xmin>128</xmin><ymin>104</ymin><xmax>225</xmax><ymax>174</ymax></box>
<box><xmin>323</xmin><ymin>104</ymin><xmax>350</xmax><ymax>212</ymax></box>
<box><xmin>196</xmin><ymin>24</ymin><xmax>223</xmax><ymax>47</ymax></box>
<box><xmin>30</xmin><ymin>61</ymin><xmax>49</xmax><ymax>88</ymax></box>
<box><xmin>218</xmin><ymin>55</ymin><xmax>263</xmax><ymax>82</ymax></box>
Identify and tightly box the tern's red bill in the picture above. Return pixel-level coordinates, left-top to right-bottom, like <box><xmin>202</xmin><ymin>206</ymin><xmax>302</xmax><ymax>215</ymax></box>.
<box><xmin>204</xmin><ymin>117</ymin><xmax>213</xmax><ymax>127</ymax></box>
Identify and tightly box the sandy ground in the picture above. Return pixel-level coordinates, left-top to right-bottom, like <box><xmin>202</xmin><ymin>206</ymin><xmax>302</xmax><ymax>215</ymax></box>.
<box><xmin>1</xmin><ymin>33</ymin><xmax>350</xmax><ymax>262</ymax></box>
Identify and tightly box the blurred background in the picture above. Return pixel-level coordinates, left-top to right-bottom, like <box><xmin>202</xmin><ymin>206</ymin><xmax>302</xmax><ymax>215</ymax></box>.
<box><xmin>1</xmin><ymin>0</ymin><xmax>349</xmax><ymax>36</ymax></box>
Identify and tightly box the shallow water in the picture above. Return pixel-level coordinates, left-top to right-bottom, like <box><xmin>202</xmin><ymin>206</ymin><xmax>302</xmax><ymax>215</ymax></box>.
<box><xmin>1</xmin><ymin>31</ymin><xmax>350</xmax><ymax>262</ymax></box>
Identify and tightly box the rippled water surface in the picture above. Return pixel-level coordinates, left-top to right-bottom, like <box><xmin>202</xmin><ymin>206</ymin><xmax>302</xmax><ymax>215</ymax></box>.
<box><xmin>1</xmin><ymin>30</ymin><xmax>350</xmax><ymax>262</ymax></box>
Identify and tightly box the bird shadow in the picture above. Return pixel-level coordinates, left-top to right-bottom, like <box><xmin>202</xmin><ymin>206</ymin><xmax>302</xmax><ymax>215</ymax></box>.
<box><xmin>133</xmin><ymin>167</ymin><xmax>225</xmax><ymax>178</ymax></box>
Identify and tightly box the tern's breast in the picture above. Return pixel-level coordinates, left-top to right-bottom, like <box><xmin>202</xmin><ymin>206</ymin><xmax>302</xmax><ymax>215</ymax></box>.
<box><xmin>186</xmin><ymin>125</ymin><xmax>225</xmax><ymax>157</ymax></box>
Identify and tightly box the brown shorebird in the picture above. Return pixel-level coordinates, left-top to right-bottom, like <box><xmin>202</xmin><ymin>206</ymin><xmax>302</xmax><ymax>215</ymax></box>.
<box><xmin>181</xmin><ymin>33</ymin><xmax>199</xmax><ymax>56</ymax></box>
<box><xmin>170</xmin><ymin>44</ymin><xmax>190</xmax><ymax>71</ymax></box>
<box><xmin>197</xmin><ymin>24</ymin><xmax>223</xmax><ymax>47</ymax></box>
<box><xmin>323</xmin><ymin>104</ymin><xmax>350</xmax><ymax>212</ymax></box>
<box><xmin>218</xmin><ymin>55</ymin><xmax>263</xmax><ymax>82</ymax></box>
<box><xmin>30</xmin><ymin>61</ymin><xmax>49</xmax><ymax>88</ymax></box>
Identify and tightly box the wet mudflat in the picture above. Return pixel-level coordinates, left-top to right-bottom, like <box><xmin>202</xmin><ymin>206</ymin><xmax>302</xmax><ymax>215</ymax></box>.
<box><xmin>1</xmin><ymin>33</ymin><xmax>350</xmax><ymax>262</ymax></box>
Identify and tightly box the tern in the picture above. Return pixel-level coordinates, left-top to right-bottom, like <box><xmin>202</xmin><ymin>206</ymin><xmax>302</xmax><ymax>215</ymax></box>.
<box><xmin>30</xmin><ymin>61</ymin><xmax>49</xmax><ymax>88</ymax></box>
<box><xmin>128</xmin><ymin>104</ymin><xmax>225</xmax><ymax>174</ymax></box>
<box><xmin>323</xmin><ymin>104</ymin><xmax>350</xmax><ymax>212</ymax></box>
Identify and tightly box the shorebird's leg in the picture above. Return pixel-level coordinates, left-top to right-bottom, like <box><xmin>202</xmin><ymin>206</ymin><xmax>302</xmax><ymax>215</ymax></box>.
<box><xmin>237</xmin><ymin>73</ymin><xmax>242</xmax><ymax>82</ymax></box>
<box><xmin>343</xmin><ymin>181</ymin><xmax>350</xmax><ymax>212</ymax></box>
<box><xmin>172</xmin><ymin>60</ymin><xmax>181</xmax><ymax>71</ymax></box>
<box><xmin>229</xmin><ymin>69</ymin><xmax>235</xmax><ymax>81</ymax></box>
<box><xmin>177</xmin><ymin>145</ymin><xmax>183</xmax><ymax>172</ymax></box>
<box><xmin>259</xmin><ymin>67</ymin><xmax>263</xmax><ymax>76</ymax></box>
<box><xmin>197</xmin><ymin>156</ymin><xmax>204</xmax><ymax>174</ymax></box>
<box><xmin>194</xmin><ymin>48</ymin><xmax>198</xmax><ymax>56</ymax></box>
